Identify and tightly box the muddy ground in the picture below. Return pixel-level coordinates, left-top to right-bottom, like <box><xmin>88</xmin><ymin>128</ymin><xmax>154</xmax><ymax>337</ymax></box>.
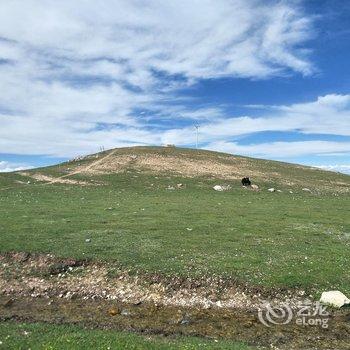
<box><xmin>1</xmin><ymin>253</ymin><xmax>349</xmax><ymax>349</ymax></box>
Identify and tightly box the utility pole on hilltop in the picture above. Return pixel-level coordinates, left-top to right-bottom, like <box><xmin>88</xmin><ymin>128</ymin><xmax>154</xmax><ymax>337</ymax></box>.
<box><xmin>195</xmin><ymin>124</ymin><xmax>200</xmax><ymax>149</ymax></box>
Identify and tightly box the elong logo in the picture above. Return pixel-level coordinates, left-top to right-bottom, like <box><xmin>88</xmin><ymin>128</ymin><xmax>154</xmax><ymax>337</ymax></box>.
<box><xmin>258</xmin><ymin>301</ymin><xmax>329</xmax><ymax>329</ymax></box>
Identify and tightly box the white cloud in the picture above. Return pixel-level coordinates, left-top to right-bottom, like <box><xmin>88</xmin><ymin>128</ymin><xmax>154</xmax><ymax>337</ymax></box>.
<box><xmin>1</xmin><ymin>1</ymin><xmax>348</xmax><ymax>169</ymax></box>
<box><xmin>316</xmin><ymin>165</ymin><xmax>350</xmax><ymax>175</ymax></box>
<box><xmin>0</xmin><ymin>161</ymin><xmax>32</xmax><ymax>172</ymax></box>
<box><xmin>205</xmin><ymin>140</ymin><xmax>350</xmax><ymax>158</ymax></box>
<box><xmin>273</xmin><ymin>94</ymin><xmax>350</xmax><ymax>136</ymax></box>
<box><xmin>161</xmin><ymin>94</ymin><xmax>350</xmax><ymax>146</ymax></box>
<box><xmin>0</xmin><ymin>0</ymin><xmax>316</xmax><ymax>157</ymax></box>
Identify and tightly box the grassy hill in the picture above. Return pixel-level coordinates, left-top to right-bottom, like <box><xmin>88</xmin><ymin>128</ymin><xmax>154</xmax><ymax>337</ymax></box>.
<box><xmin>1</xmin><ymin>146</ymin><xmax>349</xmax><ymax>293</ymax></box>
<box><xmin>1</xmin><ymin>146</ymin><xmax>350</xmax><ymax>349</ymax></box>
<box><xmin>17</xmin><ymin>146</ymin><xmax>350</xmax><ymax>191</ymax></box>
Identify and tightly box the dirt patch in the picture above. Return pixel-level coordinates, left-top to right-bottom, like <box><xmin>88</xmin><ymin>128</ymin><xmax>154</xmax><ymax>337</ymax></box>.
<box><xmin>18</xmin><ymin>172</ymin><xmax>94</xmax><ymax>186</ymax></box>
<box><xmin>1</xmin><ymin>253</ymin><xmax>350</xmax><ymax>349</ymax></box>
<box><xmin>70</xmin><ymin>152</ymin><xmax>269</xmax><ymax>181</ymax></box>
<box><xmin>0</xmin><ymin>253</ymin><xmax>303</xmax><ymax>310</ymax></box>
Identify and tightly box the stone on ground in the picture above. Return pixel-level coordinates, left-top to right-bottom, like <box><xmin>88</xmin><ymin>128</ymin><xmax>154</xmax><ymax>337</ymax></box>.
<box><xmin>213</xmin><ymin>185</ymin><xmax>231</xmax><ymax>191</ymax></box>
<box><xmin>320</xmin><ymin>291</ymin><xmax>350</xmax><ymax>308</ymax></box>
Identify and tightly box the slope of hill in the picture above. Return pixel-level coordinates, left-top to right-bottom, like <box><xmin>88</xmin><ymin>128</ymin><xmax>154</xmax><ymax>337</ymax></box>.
<box><xmin>0</xmin><ymin>146</ymin><xmax>349</xmax><ymax>286</ymax></box>
<box><xmin>16</xmin><ymin>146</ymin><xmax>350</xmax><ymax>192</ymax></box>
<box><xmin>1</xmin><ymin>147</ymin><xmax>350</xmax><ymax>349</ymax></box>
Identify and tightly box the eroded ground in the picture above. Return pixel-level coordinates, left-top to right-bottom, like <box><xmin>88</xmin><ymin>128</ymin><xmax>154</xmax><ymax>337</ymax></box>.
<box><xmin>1</xmin><ymin>253</ymin><xmax>349</xmax><ymax>350</ymax></box>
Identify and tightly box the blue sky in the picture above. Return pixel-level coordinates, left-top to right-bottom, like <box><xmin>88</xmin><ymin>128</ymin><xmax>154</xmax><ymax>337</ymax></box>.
<box><xmin>0</xmin><ymin>0</ymin><xmax>349</xmax><ymax>174</ymax></box>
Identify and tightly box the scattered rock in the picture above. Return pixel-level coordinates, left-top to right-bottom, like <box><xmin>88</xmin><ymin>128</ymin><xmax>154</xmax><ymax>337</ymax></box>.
<box><xmin>302</xmin><ymin>188</ymin><xmax>312</xmax><ymax>192</ymax></box>
<box><xmin>180</xmin><ymin>317</ymin><xmax>190</xmax><ymax>325</ymax></box>
<box><xmin>169</xmin><ymin>311</ymin><xmax>185</xmax><ymax>325</ymax></box>
<box><xmin>267</xmin><ymin>188</ymin><xmax>275</xmax><ymax>192</ymax></box>
<box><xmin>320</xmin><ymin>291</ymin><xmax>350</xmax><ymax>308</ymax></box>
<box><xmin>48</xmin><ymin>263</ymin><xmax>70</xmax><ymax>275</ymax></box>
<box><xmin>186</xmin><ymin>228</ymin><xmax>193</xmax><ymax>231</ymax></box>
<box><xmin>213</xmin><ymin>185</ymin><xmax>231</xmax><ymax>191</ymax></box>
<box><xmin>176</xmin><ymin>183</ymin><xmax>184</xmax><ymax>189</ymax></box>
<box><xmin>121</xmin><ymin>309</ymin><xmax>131</xmax><ymax>316</ymax></box>
<box><xmin>277</xmin><ymin>189</ymin><xmax>282</xmax><ymax>193</ymax></box>
<box><xmin>108</xmin><ymin>306</ymin><xmax>121</xmax><ymax>316</ymax></box>
<box><xmin>251</xmin><ymin>184</ymin><xmax>259</xmax><ymax>191</ymax></box>
<box><xmin>85</xmin><ymin>238</ymin><xmax>91</xmax><ymax>243</ymax></box>
<box><xmin>166</xmin><ymin>186</ymin><xmax>175</xmax><ymax>190</ymax></box>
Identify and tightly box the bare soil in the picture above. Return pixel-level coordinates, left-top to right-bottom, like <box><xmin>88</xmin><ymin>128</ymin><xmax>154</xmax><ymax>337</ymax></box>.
<box><xmin>18</xmin><ymin>172</ymin><xmax>93</xmax><ymax>186</ymax></box>
<box><xmin>71</xmin><ymin>153</ymin><xmax>270</xmax><ymax>180</ymax></box>
<box><xmin>1</xmin><ymin>253</ymin><xmax>349</xmax><ymax>349</ymax></box>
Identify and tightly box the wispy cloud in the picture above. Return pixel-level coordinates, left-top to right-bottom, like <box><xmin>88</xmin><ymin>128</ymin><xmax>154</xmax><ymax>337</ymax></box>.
<box><xmin>2</xmin><ymin>1</ymin><xmax>348</xmax><ymax>170</ymax></box>
<box><xmin>0</xmin><ymin>0</ymin><xmax>316</xmax><ymax>158</ymax></box>
<box><xmin>160</xmin><ymin>94</ymin><xmax>350</xmax><ymax>146</ymax></box>
<box><xmin>0</xmin><ymin>160</ymin><xmax>32</xmax><ymax>172</ymax></box>
<box><xmin>205</xmin><ymin>140</ymin><xmax>350</xmax><ymax>158</ymax></box>
<box><xmin>315</xmin><ymin>165</ymin><xmax>350</xmax><ymax>175</ymax></box>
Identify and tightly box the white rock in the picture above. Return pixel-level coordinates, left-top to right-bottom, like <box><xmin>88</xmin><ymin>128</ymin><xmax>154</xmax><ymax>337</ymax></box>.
<box><xmin>216</xmin><ymin>300</ymin><xmax>223</xmax><ymax>307</ymax></box>
<box><xmin>251</xmin><ymin>184</ymin><xmax>259</xmax><ymax>190</ymax></box>
<box><xmin>267</xmin><ymin>188</ymin><xmax>275</xmax><ymax>192</ymax></box>
<box><xmin>213</xmin><ymin>185</ymin><xmax>231</xmax><ymax>191</ymax></box>
<box><xmin>320</xmin><ymin>291</ymin><xmax>350</xmax><ymax>308</ymax></box>
<box><xmin>302</xmin><ymin>188</ymin><xmax>312</xmax><ymax>192</ymax></box>
<box><xmin>277</xmin><ymin>189</ymin><xmax>282</xmax><ymax>193</ymax></box>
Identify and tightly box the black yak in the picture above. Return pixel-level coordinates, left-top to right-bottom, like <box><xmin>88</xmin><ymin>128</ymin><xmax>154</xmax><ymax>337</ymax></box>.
<box><xmin>241</xmin><ymin>177</ymin><xmax>251</xmax><ymax>186</ymax></box>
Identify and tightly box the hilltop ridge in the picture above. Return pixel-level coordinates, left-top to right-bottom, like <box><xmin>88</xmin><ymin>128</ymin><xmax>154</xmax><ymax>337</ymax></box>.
<box><xmin>16</xmin><ymin>146</ymin><xmax>350</xmax><ymax>193</ymax></box>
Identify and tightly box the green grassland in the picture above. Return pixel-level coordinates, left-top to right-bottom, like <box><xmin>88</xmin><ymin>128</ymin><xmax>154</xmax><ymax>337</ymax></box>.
<box><xmin>0</xmin><ymin>322</ymin><xmax>253</xmax><ymax>350</ymax></box>
<box><xmin>0</xmin><ymin>147</ymin><xmax>349</xmax><ymax>293</ymax></box>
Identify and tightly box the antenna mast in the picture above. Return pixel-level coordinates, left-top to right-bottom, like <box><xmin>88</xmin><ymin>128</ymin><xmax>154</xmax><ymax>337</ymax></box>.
<box><xmin>195</xmin><ymin>124</ymin><xmax>200</xmax><ymax>149</ymax></box>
